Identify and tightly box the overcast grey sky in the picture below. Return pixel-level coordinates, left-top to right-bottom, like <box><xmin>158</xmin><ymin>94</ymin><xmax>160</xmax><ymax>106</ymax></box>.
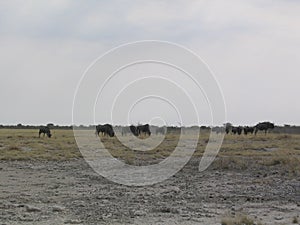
<box><xmin>0</xmin><ymin>0</ymin><xmax>299</xmax><ymax>126</ymax></box>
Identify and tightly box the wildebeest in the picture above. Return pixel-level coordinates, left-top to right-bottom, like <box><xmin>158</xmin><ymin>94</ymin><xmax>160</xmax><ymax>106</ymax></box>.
<box><xmin>137</xmin><ymin>124</ymin><xmax>151</xmax><ymax>136</ymax></box>
<box><xmin>244</xmin><ymin>126</ymin><xmax>255</xmax><ymax>135</ymax></box>
<box><xmin>129</xmin><ymin>125</ymin><xmax>139</xmax><ymax>136</ymax></box>
<box><xmin>156</xmin><ymin>127</ymin><xmax>166</xmax><ymax>135</ymax></box>
<box><xmin>231</xmin><ymin>126</ymin><xmax>238</xmax><ymax>134</ymax></box>
<box><xmin>254</xmin><ymin>122</ymin><xmax>275</xmax><ymax>135</ymax></box>
<box><xmin>39</xmin><ymin>126</ymin><xmax>52</xmax><ymax>138</ymax></box>
<box><xmin>130</xmin><ymin>124</ymin><xmax>151</xmax><ymax>136</ymax></box>
<box><xmin>237</xmin><ymin>126</ymin><xmax>243</xmax><ymax>135</ymax></box>
<box><xmin>95</xmin><ymin>124</ymin><xmax>115</xmax><ymax>137</ymax></box>
<box><xmin>231</xmin><ymin>126</ymin><xmax>243</xmax><ymax>135</ymax></box>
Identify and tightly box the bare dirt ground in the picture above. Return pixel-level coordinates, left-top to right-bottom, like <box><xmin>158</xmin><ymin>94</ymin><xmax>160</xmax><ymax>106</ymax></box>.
<box><xmin>1</xmin><ymin>130</ymin><xmax>300</xmax><ymax>224</ymax></box>
<box><xmin>1</xmin><ymin>157</ymin><xmax>299</xmax><ymax>225</ymax></box>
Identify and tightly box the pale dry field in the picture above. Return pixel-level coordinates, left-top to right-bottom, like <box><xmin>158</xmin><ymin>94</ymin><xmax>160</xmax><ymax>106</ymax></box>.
<box><xmin>0</xmin><ymin>129</ymin><xmax>300</xmax><ymax>224</ymax></box>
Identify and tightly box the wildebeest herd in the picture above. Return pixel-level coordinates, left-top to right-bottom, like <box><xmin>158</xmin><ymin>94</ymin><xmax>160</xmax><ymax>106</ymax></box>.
<box><xmin>38</xmin><ymin>121</ymin><xmax>275</xmax><ymax>138</ymax></box>
<box><xmin>225</xmin><ymin>122</ymin><xmax>275</xmax><ymax>135</ymax></box>
<box><xmin>129</xmin><ymin>124</ymin><xmax>151</xmax><ymax>136</ymax></box>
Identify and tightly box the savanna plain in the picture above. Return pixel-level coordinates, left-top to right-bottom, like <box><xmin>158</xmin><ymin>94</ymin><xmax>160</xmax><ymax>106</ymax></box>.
<box><xmin>0</xmin><ymin>129</ymin><xmax>299</xmax><ymax>225</ymax></box>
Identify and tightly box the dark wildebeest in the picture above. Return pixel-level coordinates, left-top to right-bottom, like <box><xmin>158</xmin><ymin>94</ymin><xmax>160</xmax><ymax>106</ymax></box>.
<box><xmin>137</xmin><ymin>124</ymin><xmax>151</xmax><ymax>136</ymax></box>
<box><xmin>39</xmin><ymin>126</ymin><xmax>52</xmax><ymax>138</ymax></box>
<box><xmin>156</xmin><ymin>127</ymin><xmax>166</xmax><ymax>135</ymax></box>
<box><xmin>237</xmin><ymin>126</ymin><xmax>243</xmax><ymax>135</ymax></box>
<box><xmin>254</xmin><ymin>122</ymin><xmax>275</xmax><ymax>135</ymax></box>
<box><xmin>129</xmin><ymin>125</ymin><xmax>139</xmax><ymax>136</ymax></box>
<box><xmin>130</xmin><ymin>124</ymin><xmax>151</xmax><ymax>136</ymax></box>
<box><xmin>231</xmin><ymin>126</ymin><xmax>243</xmax><ymax>135</ymax></box>
<box><xmin>95</xmin><ymin>124</ymin><xmax>115</xmax><ymax>137</ymax></box>
<box><xmin>244</xmin><ymin>126</ymin><xmax>255</xmax><ymax>135</ymax></box>
<box><xmin>231</xmin><ymin>126</ymin><xmax>238</xmax><ymax>134</ymax></box>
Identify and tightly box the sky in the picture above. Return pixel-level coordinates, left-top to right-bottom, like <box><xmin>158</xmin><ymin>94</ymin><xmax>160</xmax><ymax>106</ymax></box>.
<box><xmin>0</xmin><ymin>0</ymin><xmax>299</xmax><ymax>126</ymax></box>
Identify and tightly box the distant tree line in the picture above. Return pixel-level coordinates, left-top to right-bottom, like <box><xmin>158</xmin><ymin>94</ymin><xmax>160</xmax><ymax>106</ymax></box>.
<box><xmin>1</xmin><ymin>123</ymin><xmax>300</xmax><ymax>134</ymax></box>
<box><xmin>272</xmin><ymin>125</ymin><xmax>300</xmax><ymax>134</ymax></box>
<box><xmin>0</xmin><ymin>123</ymin><xmax>72</xmax><ymax>130</ymax></box>
<box><xmin>203</xmin><ymin>124</ymin><xmax>300</xmax><ymax>134</ymax></box>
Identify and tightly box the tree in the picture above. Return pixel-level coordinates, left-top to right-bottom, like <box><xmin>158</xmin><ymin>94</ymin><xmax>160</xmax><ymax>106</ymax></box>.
<box><xmin>47</xmin><ymin>123</ymin><xmax>54</xmax><ymax>128</ymax></box>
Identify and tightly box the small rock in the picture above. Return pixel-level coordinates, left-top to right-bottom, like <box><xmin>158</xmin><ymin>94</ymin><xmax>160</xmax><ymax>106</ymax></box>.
<box><xmin>166</xmin><ymin>186</ymin><xmax>181</xmax><ymax>193</ymax></box>
<box><xmin>25</xmin><ymin>205</ymin><xmax>41</xmax><ymax>212</ymax></box>
<box><xmin>274</xmin><ymin>216</ymin><xmax>283</xmax><ymax>220</ymax></box>
<box><xmin>134</xmin><ymin>210</ymin><xmax>146</xmax><ymax>217</ymax></box>
<box><xmin>50</xmin><ymin>184</ymin><xmax>60</xmax><ymax>189</ymax></box>
<box><xmin>52</xmin><ymin>205</ymin><xmax>65</xmax><ymax>212</ymax></box>
<box><xmin>102</xmin><ymin>213</ymin><xmax>112</xmax><ymax>219</ymax></box>
<box><xmin>18</xmin><ymin>215</ymin><xmax>34</xmax><ymax>222</ymax></box>
<box><xmin>64</xmin><ymin>219</ymin><xmax>82</xmax><ymax>224</ymax></box>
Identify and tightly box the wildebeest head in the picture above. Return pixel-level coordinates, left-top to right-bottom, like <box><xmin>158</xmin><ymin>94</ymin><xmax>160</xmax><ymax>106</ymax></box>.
<box><xmin>267</xmin><ymin>122</ymin><xmax>275</xmax><ymax>129</ymax></box>
<box><xmin>107</xmin><ymin>128</ymin><xmax>115</xmax><ymax>137</ymax></box>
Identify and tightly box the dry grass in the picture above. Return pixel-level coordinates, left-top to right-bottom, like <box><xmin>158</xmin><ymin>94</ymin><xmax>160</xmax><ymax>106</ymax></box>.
<box><xmin>0</xmin><ymin>129</ymin><xmax>80</xmax><ymax>160</ymax></box>
<box><xmin>293</xmin><ymin>216</ymin><xmax>299</xmax><ymax>224</ymax></box>
<box><xmin>221</xmin><ymin>213</ymin><xmax>263</xmax><ymax>225</ymax></box>
<box><xmin>0</xmin><ymin>129</ymin><xmax>299</xmax><ymax>175</ymax></box>
<box><xmin>213</xmin><ymin>133</ymin><xmax>300</xmax><ymax>175</ymax></box>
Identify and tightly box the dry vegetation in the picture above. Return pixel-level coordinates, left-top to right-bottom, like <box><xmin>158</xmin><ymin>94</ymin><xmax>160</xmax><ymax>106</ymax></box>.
<box><xmin>1</xmin><ymin>129</ymin><xmax>299</xmax><ymax>224</ymax></box>
<box><xmin>0</xmin><ymin>129</ymin><xmax>80</xmax><ymax>160</ymax></box>
<box><xmin>221</xmin><ymin>213</ymin><xmax>263</xmax><ymax>225</ymax></box>
<box><xmin>0</xmin><ymin>129</ymin><xmax>299</xmax><ymax>176</ymax></box>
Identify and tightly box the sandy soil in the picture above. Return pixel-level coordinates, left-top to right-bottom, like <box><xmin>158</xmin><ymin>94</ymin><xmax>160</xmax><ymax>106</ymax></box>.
<box><xmin>0</xmin><ymin>158</ymin><xmax>299</xmax><ymax>225</ymax></box>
